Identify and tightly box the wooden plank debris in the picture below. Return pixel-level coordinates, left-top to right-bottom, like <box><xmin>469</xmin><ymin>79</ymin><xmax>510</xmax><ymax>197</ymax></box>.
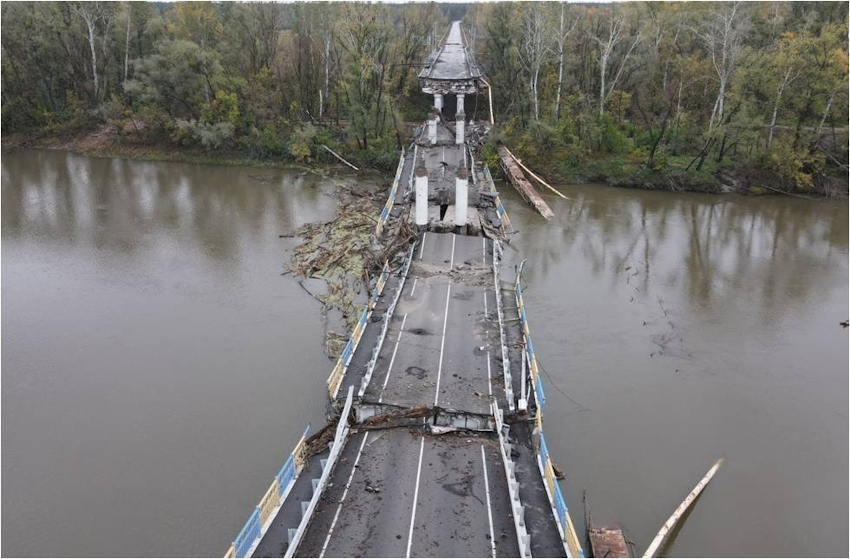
<box><xmin>589</xmin><ymin>526</ymin><xmax>631</xmax><ymax>558</ymax></box>
<box><xmin>642</xmin><ymin>458</ymin><xmax>724</xmax><ymax>558</ymax></box>
<box><xmin>496</xmin><ymin>145</ymin><xmax>554</xmax><ymax>220</ymax></box>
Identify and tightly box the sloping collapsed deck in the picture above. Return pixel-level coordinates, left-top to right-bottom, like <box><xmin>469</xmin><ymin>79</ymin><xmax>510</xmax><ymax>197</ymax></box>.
<box><xmin>496</xmin><ymin>146</ymin><xmax>554</xmax><ymax>221</ymax></box>
<box><xmin>226</xmin><ymin>21</ymin><xmax>583</xmax><ymax>559</ymax></box>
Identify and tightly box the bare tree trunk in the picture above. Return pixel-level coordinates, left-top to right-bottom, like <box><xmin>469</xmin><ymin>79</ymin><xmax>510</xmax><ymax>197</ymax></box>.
<box><xmin>555</xmin><ymin>3</ymin><xmax>566</xmax><ymax>122</ymax></box>
<box><xmin>708</xmin><ymin>76</ymin><xmax>725</xmax><ymax>132</ymax></box>
<box><xmin>767</xmin><ymin>67</ymin><xmax>799</xmax><ymax>150</ymax></box>
<box><xmin>599</xmin><ymin>50</ymin><xmax>608</xmax><ymax>117</ymax></box>
<box><xmin>81</xmin><ymin>8</ymin><xmax>99</xmax><ymax>99</ymax></box>
<box><xmin>123</xmin><ymin>3</ymin><xmax>131</xmax><ymax>89</ymax></box>
<box><xmin>322</xmin><ymin>37</ymin><xmax>330</xmax><ymax>119</ymax></box>
<box><xmin>815</xmin><ymin>90</ymin><xmax>834</xmax><ymax>140</ymax></box>
<box><xmin>676</xmin><ymin>76</ymin><xmax>682</xmax><ymax>129</ymax></box>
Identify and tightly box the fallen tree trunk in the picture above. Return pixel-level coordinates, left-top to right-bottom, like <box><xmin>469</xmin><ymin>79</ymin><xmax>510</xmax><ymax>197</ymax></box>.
<box><xmin>321</xmin><ymin>144</ymin><xmax>359</xmax><ymax>171</ymax></box>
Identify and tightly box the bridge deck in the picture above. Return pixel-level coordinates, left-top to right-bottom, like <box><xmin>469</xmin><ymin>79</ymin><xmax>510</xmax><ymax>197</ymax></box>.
<box><xmin>293</xmin><ymin>427</ymin><xmax>519</xmax><ymax>558</ymax></box>
<box><xmin>228</xmin><ymin>19</ymin><xmax>582</xmax><ymax>559</ymax></box>
<box><xmin>424</xmin><ymin>22</ymin><xmax>480</xmax><ymax>81</ymax></box>
<box><xmin>362</xmin><ymin>233</ymin><xmax>499</xmax><ymax>415</ymax></box>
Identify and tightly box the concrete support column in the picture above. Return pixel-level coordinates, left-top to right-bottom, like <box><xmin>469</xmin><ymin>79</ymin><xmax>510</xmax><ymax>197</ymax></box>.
<box><xmin>415</xmin><ymin>167</ymin><xmax>429</xmax><ymax>227</ymax></box>
<box><xmin>455</xmin><ymin>169</ymin><xmax>468</xmax><ymax>227</ymax></box>
<box><xmin>456</xmin><ymin>94</ymin><xmax>465</xmax><ymax>116</ymax></box>
<box><xmin>428</xmin><ymin>112</ymin><xmax>438</xmax><ymax>145</ymax></box>
<box><xmin>434</xmin><ymin>93</ymin><xmax>443</xmax><ymax>113</ymax></box>
<box><xmin>455</xmin><ymin>113</ymin><xmax>465</xmax><ymax>145</ymax></box>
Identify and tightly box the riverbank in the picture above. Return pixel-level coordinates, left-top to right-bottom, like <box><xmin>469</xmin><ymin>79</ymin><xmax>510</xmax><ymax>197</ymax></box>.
<box><xmin>1</xmin><ymin>125</ymin><xmax>391</xmax><ymax>177</ymax></box>
<box><xmin>485</xmin><ymin>139</ymin><xmax>848</xmax><ymax>200</ymax></box>
<box><xmin>5</xmin><ymin>125</ymin><xmax>847</xmax><ymax>200</ymax></box>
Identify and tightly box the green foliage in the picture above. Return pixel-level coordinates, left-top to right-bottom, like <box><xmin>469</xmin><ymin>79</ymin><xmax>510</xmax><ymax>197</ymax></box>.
<box><xmin>749</xmin><ymin>136</ymin><xmax>826</xmax><ymax>191</ymax></box>
<box><xmin>172</xmin><ymin>120</ymin><xmax>235</xmax><ymax>150</ymax></box>
<box><xmin>289</xmin><ymin>124</ymin><xmax>317</xmax><ymax>163</ymax></box>
<box><xmin>1</xmin><ymin>0</ymin><xmax>846</xmax><ymax>191</ymax></box>
<box><xmin>597</xmin><ymin>115</ymin><xmax>628</xmax><ymax>154</ymax></box>
<box><xmin>201</xmin><ymin>91</ymin><xmax>239</xmax><ymax>126</ymax></box>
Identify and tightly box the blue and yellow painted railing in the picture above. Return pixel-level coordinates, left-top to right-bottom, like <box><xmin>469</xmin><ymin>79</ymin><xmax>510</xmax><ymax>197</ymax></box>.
<box><xmin>326</xmin><ymin>257</ymin><xmax>392</xmax><ymax>399</ymax></box>
<box><xmin>514</xmin><ymin>266</ymin><xmax>584</xmax><ymax>558</ymax></box>
<box><xmin>225</xmin><ymin>425</ymin><xmax>310</xmax><ymax>558</ymax></box>
<box><xmin>375</xmin><ymin>149</ymin><xmax>406</xmax><ymax>238</ymax></box>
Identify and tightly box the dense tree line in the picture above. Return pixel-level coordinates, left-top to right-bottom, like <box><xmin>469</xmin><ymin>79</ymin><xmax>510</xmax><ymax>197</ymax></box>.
<box><xmin>1</xmin><ymin>2</ymin><xmax>847</xmax><ymax>191</ymax></box>
<box><xmin>1</xmin><ymin>2</ymin><xmax>447</xmax><ymax>166</ymax></box>
<box><xmin>470</xmin><ymin>2</ymin><xmax>848</xmax><ymax>192</ymax></box>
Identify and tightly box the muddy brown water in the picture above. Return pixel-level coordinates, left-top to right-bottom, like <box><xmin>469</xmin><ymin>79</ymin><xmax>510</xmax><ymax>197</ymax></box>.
<box><xmin>497</xmin><ymin>182</ymin><xmax>848</xmax><ymax>557</ymax></box>
<box><xmin>2</xmin><ymin>150</ymin><xmax>847</xmax><ymax>556</ymax></box>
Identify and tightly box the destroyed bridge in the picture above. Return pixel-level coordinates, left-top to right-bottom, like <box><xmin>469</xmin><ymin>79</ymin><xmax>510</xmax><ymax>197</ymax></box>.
<box><xmin>225</xmin><ymin>21</ymin><xmax>584</xmax><ymax>559</ymax></box>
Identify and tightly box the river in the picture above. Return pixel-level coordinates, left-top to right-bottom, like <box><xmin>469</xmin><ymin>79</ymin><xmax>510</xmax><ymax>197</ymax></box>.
<box><xmin>2</xmin><ymin>150</ymin><xmax>847</xmax><ymax>556</ymax></box>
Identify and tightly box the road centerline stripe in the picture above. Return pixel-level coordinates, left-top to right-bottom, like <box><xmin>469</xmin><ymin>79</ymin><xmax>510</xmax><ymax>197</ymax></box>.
<box><xmin>320</xmin><ymin>433</ymin><xmax>371</xmax><ymax>557</ymax></box>
<box><xmin>419</xmin><ymin>232</ymin><xmax>427</xmax><ymax>260</ymax></box>
<box><xmin>481</xmin><ymin>445</ymin><xmax>497</xmax><ymax>559</ymax></box>
<box><xmin>405</xmin><ymin>436</ymin><xmax>426</xmax><ymax>558</ymax></box>
<box><xmin>449</xmin><ymin>234</ymin><xmax>456</xmax><ymax>270</ymax></box>
<box><xmin>379</xmin><ymin>313</ymin><xmax>408</xmax><ymax>403</ymax></box>
<box><xmin>434</xmin><ymin>283</ymin><xmax>452</xmax><ymax>406</ymax></box>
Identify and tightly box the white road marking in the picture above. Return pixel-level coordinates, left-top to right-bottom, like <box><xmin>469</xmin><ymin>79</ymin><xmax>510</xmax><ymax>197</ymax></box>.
<box><xmin>434</xmin><ymin>283</ymin><xmax>452</xmax><ymax>406</ymax></box>
<box><xmin>484</xmin><ymin>291</ymin><xmax>492</xmax><ymax>396</ymax></box>
<box><xmin>481</xmin><ymin>445</ymin><xmax>497</xmax><ymax>559</ymax></box>
<box><xmin>379</xmin><ymin>313</ymin><xmax>408</xmax><ymax>403</ymax></box>
<box><xmin>486</xmin><ymin>349</ymin><xmax>493</xmax><ymax>397</ymax></box>
<box><xmin>449</xmin><ymin>234</ymin><xmax>456</xmax><ymax>270</ymax></box>
<box><xmin>319</xmin><ymin>433</ymin><xmax>371</xmax><ymax>557</ymax></box>
<box><xmin>406</xmin><ymin>436</ymin><xmax>426</xmax><ymax>558</ymax></box>
<box><xmin>482</xmin><ymin>237</ymin><xmax>487</xmax><ymax>266</ymax></box>
<box><xmin>419</xmin><ymin>232</ymin><xmax>427</xmax><ymax>260</ymax></box>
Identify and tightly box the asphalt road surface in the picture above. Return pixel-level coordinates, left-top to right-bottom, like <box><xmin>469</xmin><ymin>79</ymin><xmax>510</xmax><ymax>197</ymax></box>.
<box><xmin>296</xmin><ymin>427</ymin><xmax>519</xmax><ymax>558</ymax></box>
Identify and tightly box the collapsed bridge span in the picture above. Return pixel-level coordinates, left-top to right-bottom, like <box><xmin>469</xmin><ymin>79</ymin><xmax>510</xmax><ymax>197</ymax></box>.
<box><xmin>226</xmin><ymin>21</ymin><xmax>583</xmax><ymax>559</ymax></box>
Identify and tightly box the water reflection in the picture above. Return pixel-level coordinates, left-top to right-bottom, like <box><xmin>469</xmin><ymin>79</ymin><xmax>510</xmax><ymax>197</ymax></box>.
<box><xmin>506</xmin><ymin>182</ymin><xmax>847</xmax><ymax>320</ymax></box>
<box><xmin>499</xmin><ymin>180</ymin><xmax>848</xmax><ymax>557</ymax></box>
<box><xmin>2</xmin><ymin>151</ymin><xmax>339</xmax><ymax>266</ymax></box>
<box><xmin>1</xmin><ymin>149</ymin><xmax>351</xmax><ymax>557</ymax></box>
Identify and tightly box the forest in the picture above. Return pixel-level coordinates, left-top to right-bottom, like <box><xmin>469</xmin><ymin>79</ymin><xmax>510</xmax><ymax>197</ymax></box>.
<box><xmin>2</xmin><ymin>2</ymin><xmax>848</xmax><ymax>195</ymax></box>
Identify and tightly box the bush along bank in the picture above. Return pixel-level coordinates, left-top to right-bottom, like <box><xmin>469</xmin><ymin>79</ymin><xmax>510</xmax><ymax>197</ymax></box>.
<box><xmin>479</xmin><ymin>119</ymin><xmax>848</xmax><ymax>199</ymax></box>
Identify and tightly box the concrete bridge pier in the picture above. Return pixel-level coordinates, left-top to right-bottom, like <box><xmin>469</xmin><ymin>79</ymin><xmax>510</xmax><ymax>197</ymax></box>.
<box><xmin>415</xmin><ymin>167</ymin><xmax>429</xmax><ymax>229</ymax></box>
<box><xmin>455</xmin><ymin>169</ymin><xmax>468</xmax><ymax>234</ymax></box>
<box><xmin>428</xmin><ymin>112</ymin><xmax>438</xmax><ymax>145</ymax></box>
<box><xmin>434</xmin><ymin>93</ymin><xmax>443</xmax><ymax>113</ymax></box>
<box><xmin>456</xmin><ymin>93</ymin><xmax>465</xmax><ymax>117</ymax></box>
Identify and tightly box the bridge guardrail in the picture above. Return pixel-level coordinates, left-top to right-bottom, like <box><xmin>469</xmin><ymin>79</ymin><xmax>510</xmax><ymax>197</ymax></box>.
<box><xmin>326</xmin><ymin>257</ymin><xmax>392</xmax><ymax>399</ymax></box>
<box><xmin>359</xmin><ymin>241</ymin><xmax>416</xmax><ymax>399</ymax></box>
<box><xmin>225</xmin><ymin>425</ymin><xmax>311</xmax><ymax>558</ymax></box>
<box><xmin>484</xmin><ymin>165</ymin><xmax>514</xmax><ymax>234</ymax></box>
<box><xmin>492</xmin><ymin>240</ymin><xmax>514</xmax><ymax>412</ymax></box>
<box><xmin>492</xmin><ymin>402</ymin><xmax>532</xmax><ymax>558</ymax></box>
<box><xmin>375</xmin><ymin>149</ymin><xmax>406</xmax><ymax>238</ymax></box>
<box><xmin>284</xmin><ymin>386</ymin><xmax>355</xmax><ymax>558</ymax></box>
<box><xmin>514</xmin><ymin>267</ymin><xmax>583</xmax><ymax>558</ymax></box>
